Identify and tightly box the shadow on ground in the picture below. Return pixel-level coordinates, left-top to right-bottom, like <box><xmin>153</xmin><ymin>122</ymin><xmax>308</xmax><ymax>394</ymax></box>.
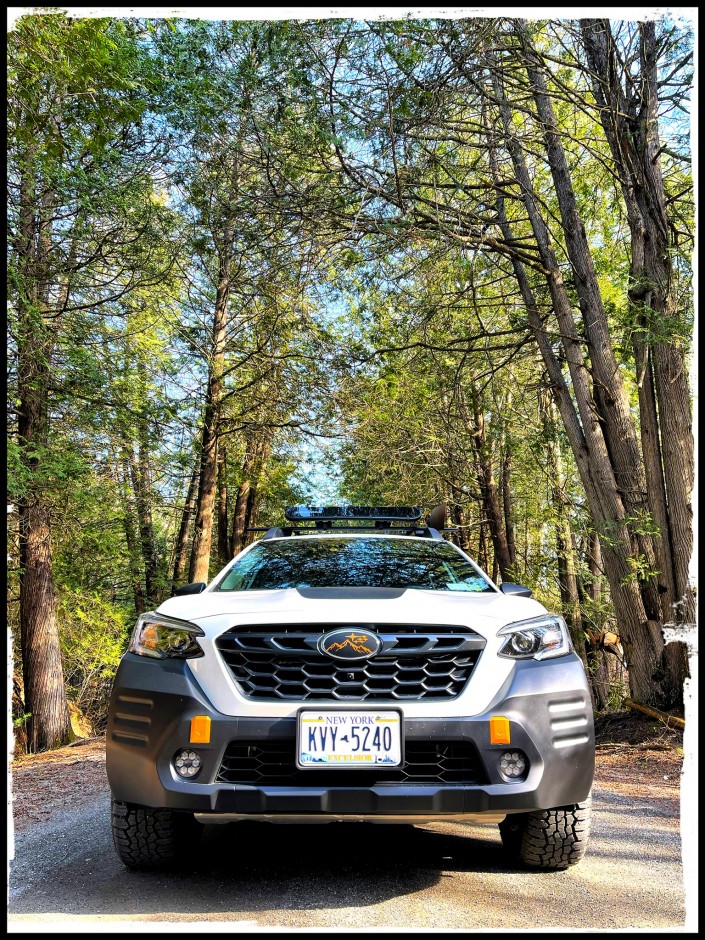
<box><xmin>11</xmin><ymin>821</ymin><xmax>516</xmax><ymax>916</ymax></box>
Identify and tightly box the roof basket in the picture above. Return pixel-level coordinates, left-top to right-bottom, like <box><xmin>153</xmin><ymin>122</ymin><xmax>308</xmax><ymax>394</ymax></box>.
<box><xmin>249</xmin><ymin>506</ymin><xmax>456</xmax><ymax>540</ymax></box>
<box><xmin>284</xmin><ymin>506</ymin><xmax>422</xmax><ymax>524</ymax></box>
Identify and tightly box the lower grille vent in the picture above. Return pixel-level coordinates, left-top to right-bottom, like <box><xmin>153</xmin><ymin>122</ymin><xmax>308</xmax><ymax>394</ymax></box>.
<box><xmin>216</xmin><ymin>740</ymin><xmax>486</xmax><ymax>786</ymax></box>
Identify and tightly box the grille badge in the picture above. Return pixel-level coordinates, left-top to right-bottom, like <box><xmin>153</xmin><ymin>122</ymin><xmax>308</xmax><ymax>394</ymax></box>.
<box><xmin>318</xmin><ymin>628</ymin><xmax>382</xmax><ymax>661</ymax></box>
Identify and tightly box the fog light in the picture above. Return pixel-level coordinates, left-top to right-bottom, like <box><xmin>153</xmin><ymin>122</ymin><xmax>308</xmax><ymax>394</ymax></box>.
<box><xmin>499</xmin><ymin>749</ymin><xmax>527</xmax><ymax>781</ymax></box>
<box><xmin>174</xmin><ymin>748</ymin><xmax>202</xmax><ymax>778</ymax></box>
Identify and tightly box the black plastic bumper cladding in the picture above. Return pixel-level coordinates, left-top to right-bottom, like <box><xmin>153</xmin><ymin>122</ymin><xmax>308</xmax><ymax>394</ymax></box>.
<box><xmin>106</xmin><ymin>653</ymin><xmax>595</xmax><ymax>816</ymax></box>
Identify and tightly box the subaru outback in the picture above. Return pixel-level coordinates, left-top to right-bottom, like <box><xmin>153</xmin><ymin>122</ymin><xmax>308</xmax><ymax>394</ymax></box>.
<box><xmin>106</xmin><ymin>506</ymin><xmax>594</xmax><ymax>871</ymax></box>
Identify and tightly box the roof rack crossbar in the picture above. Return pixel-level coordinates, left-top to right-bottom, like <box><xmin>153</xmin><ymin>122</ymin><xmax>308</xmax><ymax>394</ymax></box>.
<box><xmin>247</xmin><ymin>525</ymin><xmax>460</xmax><ymax>539</ymax></box>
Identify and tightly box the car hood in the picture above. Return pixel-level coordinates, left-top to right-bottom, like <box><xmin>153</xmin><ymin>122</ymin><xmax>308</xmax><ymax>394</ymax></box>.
<box><xmin>156</xmin><ymin>586</ymin><xmax>548</xmax><ymax>639</ymax></box>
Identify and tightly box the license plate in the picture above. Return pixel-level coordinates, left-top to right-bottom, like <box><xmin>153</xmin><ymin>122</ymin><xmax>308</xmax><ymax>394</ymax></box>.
<box><xmin>297</xmin><ymin>708</ymin><xmax>403</xmax><ymax>768</ymax></box>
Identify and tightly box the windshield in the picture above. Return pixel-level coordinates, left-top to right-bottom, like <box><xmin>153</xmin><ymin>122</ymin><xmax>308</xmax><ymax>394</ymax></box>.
<box><xmin>215</xmin><ymin>537</ymin><xmax>495</xmax><ymax>592</ymax></box>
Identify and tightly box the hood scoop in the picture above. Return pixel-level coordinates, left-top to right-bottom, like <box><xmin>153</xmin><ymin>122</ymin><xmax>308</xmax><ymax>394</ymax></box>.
<box><xmin>295</xmin><ymin>587</ymin><xmax>407</xmax><ymax>600</ymax></box>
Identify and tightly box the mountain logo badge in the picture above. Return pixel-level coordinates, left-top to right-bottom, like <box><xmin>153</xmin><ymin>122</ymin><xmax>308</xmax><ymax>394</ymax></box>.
<box><xmin>318</xmin><ymin>628</ymin><xmax>382</xmax><ymax>661</ymax></box>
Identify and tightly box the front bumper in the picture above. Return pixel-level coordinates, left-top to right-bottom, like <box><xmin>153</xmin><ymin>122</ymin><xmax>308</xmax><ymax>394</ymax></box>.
<box><xmin>106</xmin><ymin>653</ymin><xmax>594</xmax><ymax>818</ymax></box>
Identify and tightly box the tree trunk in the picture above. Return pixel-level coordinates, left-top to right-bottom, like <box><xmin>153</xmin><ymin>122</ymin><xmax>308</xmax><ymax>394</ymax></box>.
<box><xmin>18</xmin><ymin>497</ymin><xmax>71</xmax><ymax>752</ymax></box>
<box><xmin>119</xmin><ymin>454</ymin><xmax>146</xmax><ymax>614</ymax></box>
<box><xmin>189</xmin><ymin>264</ymin><xmax>233</xmax><ymax>583</ymax></box>
<box><xmin>541</xmin><ymin>393</ymin><xmax>587</xmax><ymax>668</ymax></box>
<box><xmin>579</xmin><ymin>20</ymin><xmax>677</xmax><ymax>610</ymax></box>
<box><xmin>450</xmin><ymin>492</ymin><xmax>472</xmax><ymax>553</ymax></box>
<box><xmin>217</xmin><ymin>444</ymin><xmax>230</xmax><ymax>567</ymax></box>
<box><xmin>14</xmin><ymin>151</ymin><xmax>71</xmax><ymax>752</ymax></box>
<box><xmin>633</xmin><ymin>344</ymin><xmax>676</xmax><ymax>618</ymax></box>
<box><xmin>477</xmin><ymin>522</ymin><xmax>489</xmax><ymax>575</ymax></box>
<box><xmin>500</xmin><ymin>445</ymin><xmax>517</xmax><ymax>573</ymax></box>
<box><xmin>189</xmin><ymin>136</ymin><xmax>244</xmax><ymax>584</ymax></box>
<box><xmin>467</xmin><ymin>386</ymin><xmax>512</xmax><ymax>579</ymax></box>
<box><xmin>584</xmin><ymin>532</ymin><xmax>611</xmax><ymax>710</ymax></box>
<box><xmin>244</xmin><ymin>435</ymin><xmax>272</xmax><ymax>539</ymax></box>
<box><xmin>486</xmin><ymin>88</ymin><xmax>671</xmax><ymax>707</ymax></box>
<box><xmin>518</xmin><ymin>26</ymin><xmax>662</xmax><ymax>624</ymax></box>
<box><xmin>172</xmin><ymin>456</ymin><xmax>200</xmax><ymax>591</ymax></box>
<box><xmin>231</xmin><ymin>448</ymin><xmax>256</xmax><ymax>557</ymax></box>
<box><xmin>580</xmin><ymin>19</ymin><xmax>692</xmax><ymax>698</ymax></box>
<box><xmin>128</xmin><ymin>430</ymin><xmax>158</xmax><ymax>607</ymax></box>
<box><xmin>230</xmin><ymin>479</ymin><xmax>252</xmax><ymax>557</ymax></box>
<box><xmin>230</xmin><ymin>433</ymin><xmax>273</xmax><ymax>555</ymax></box>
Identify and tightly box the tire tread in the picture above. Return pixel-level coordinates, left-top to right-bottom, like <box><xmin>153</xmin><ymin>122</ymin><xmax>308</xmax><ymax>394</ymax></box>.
<box><xmin>499</xmin><ymin>794</ymin><xmax>592</xmax><ymax>871</ymax></box>
<box><xmin>111</xmin><ymin>798</ymin><xmax>201</xmax><ymax>871</ymax></box>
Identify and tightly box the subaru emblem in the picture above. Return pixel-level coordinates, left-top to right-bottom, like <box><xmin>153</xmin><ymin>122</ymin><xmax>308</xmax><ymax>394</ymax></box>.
<box><xmin>318</xmin><ymin>628</ymin><xmax>382</xmax><ymax>661</ymax></box>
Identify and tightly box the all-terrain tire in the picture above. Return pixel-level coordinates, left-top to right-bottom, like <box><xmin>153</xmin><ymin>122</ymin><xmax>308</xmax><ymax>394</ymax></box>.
<box><xmin>111</xmin><ymin>797</ymin><xmax>203</xmax><ymax>870</ymax></box>
<box><xmin>499</xmin><ymin>793</ymin><xmax>592</xmax><ymax>871</ymax></box>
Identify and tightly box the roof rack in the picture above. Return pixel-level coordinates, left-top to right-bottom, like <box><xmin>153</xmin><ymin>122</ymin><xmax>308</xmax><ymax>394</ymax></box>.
<box><xmin>284</xmin><ymin>506</ymin><xmax>422</xmax><ymax>523</ymax></box>
<box><xmin>247</xmin><ymin>506</ymin><xmax>457</xmax><ymax>541</ymax></box>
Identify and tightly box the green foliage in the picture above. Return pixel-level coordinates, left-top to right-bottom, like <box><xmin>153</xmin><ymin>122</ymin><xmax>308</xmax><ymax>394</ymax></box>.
<box><xmin>6</xmin><ymin>439</ymin><xmax>32</xmax><ymax>501</ymax></box>
<box><xmin>58</xmin><ymin>591</ymin><xmax>131</xmax><ymax>732</ymax></box>
<box><xmin>8</xmin><ymin>15</ymin><xmax>149</xmax><ymax>144</ymax></box>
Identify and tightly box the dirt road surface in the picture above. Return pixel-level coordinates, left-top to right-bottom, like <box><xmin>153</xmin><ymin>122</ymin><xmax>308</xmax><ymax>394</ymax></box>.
<box><xmin>8</xmin><ymin>730</ymin><xmax>691</xmax><ymax>932</ymax></box>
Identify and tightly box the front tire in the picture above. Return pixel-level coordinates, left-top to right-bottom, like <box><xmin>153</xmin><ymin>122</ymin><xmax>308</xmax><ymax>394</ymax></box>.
<box><xmin>499</xmin><ymin>794</ymin><xmax>592</xmax><ymax>870</ymax></box>
<box><xmin>111</xmin><ymin>797</ymin><xmax>203</xmax><ymax>871</ymax></box>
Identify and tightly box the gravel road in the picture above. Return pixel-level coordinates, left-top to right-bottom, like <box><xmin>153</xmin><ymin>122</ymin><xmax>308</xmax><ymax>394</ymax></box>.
<box><xmin>8</xmin><ymin>783</ymin><xmax>688</xmax><ymax>931</ymax></box>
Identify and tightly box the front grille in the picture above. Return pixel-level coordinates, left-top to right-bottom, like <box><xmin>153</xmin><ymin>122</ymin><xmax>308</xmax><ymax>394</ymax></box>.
<box><xmin>216</xmin><ymin>740</ymin><xmax>486</xmax><ymax>785</ymax></box>
<box><xmin>215</xmin><ymin>623</ymin><xmax>485</xmax><ymax>701</ymax></box>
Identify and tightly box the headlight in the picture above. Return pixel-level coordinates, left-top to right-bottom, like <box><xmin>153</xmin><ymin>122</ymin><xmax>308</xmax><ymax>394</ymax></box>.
<box><xmin>128</xmin><ymin>611</ymin><xmax>205</xmax><ymax>660</ymax></box>
<box><xmin>497</xmin><ymin>614</ymin><xmax>572</xmax><ymax>661</ymax></box>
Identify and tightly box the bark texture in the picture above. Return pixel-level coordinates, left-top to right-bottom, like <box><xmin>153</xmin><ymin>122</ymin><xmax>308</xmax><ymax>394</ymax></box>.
<box><xmin>230</xmin><ymin>433</ymin><xmax>273</xmax><ymax>556</ymax></box>
<box><xmin>189</xmin><ymin>241</ymin><xmax>235</xmax><ymax>583</ymax></box>
<box><xmin>584</xmin><ymin>532</ymin><xmax>612</xmax><ymax>711</ymax></box>
<box><xmin>540</xmin><ymin>393</ymin><xmax>587</xmax><ymax>668</ymax></box>
<box><xmin>14</xmin><ymin>150</ymin><xmax>71</xmax><ymax>751</ymax></box>
<box><xmin>128</xmin><ymin>435</ymin><xmax>158</xmax><ymax>608</ymax></box>
<box><xmin>119</xmin><ymin>455</ymin><xmax>146</xmax><ymax>614</ymax></box>
<box><xmin>467</xmin><ymin>386</ymin><xmax>512</xmax><ymax>579</ymax></box>
<box><xmin>172</xmin><ymin>457</ymin><xmax>200</xmax><ymax>591</ymax></box>
<box><xmin>217</xmin><ymin>445</ymin><xmax>230</xmax><ymax>567</ymax></box>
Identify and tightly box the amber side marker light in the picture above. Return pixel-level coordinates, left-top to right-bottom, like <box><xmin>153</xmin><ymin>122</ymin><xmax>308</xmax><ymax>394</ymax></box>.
<box><xmin>490</xmin><ymin>716</ymin><xmax>511</xmax><ymax>745</ymax></box>
<box><xmin>190</xmin><ymin>715</ymin><xmax>211</xmax><ymax>744</ymax></box>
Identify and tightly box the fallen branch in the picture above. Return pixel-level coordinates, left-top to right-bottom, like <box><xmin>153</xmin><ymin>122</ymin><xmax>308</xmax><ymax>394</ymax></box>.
<box><xmin>595</xmin><ymin>742</ymin><xmax>675</xmax><ymax>751</ymax></box>
<box><xmin>624</xmin><ymin>698</ymin><xmax>685</xmax><ymax>730</ymax></box>
<box><xmin>67</xmin><ymin>735</ymin><xmax>104</xmax><ymax>747</ymax></box>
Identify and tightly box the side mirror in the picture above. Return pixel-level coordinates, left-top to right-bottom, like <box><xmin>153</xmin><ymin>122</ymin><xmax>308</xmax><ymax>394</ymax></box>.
<box><xmin>500</xmin><ymin>582</ymin><xmax>533</xmax><ymax>598</ymax></box>
<box><xmin>173</xmin><ymin>582</ymin><xmax>207</xmax><ymax>597</ymax></box>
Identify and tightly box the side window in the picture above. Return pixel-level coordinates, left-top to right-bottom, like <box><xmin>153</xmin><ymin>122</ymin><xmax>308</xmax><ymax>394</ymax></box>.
<box><xmin>439</xmin><ymin>556</ymin><xmax>494</xmax><ymax>592</ymax></box>
<box><xmin>217</xmin><ymin>548</ymin><xmax>267</xmax><ymax>591</ymax></box>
